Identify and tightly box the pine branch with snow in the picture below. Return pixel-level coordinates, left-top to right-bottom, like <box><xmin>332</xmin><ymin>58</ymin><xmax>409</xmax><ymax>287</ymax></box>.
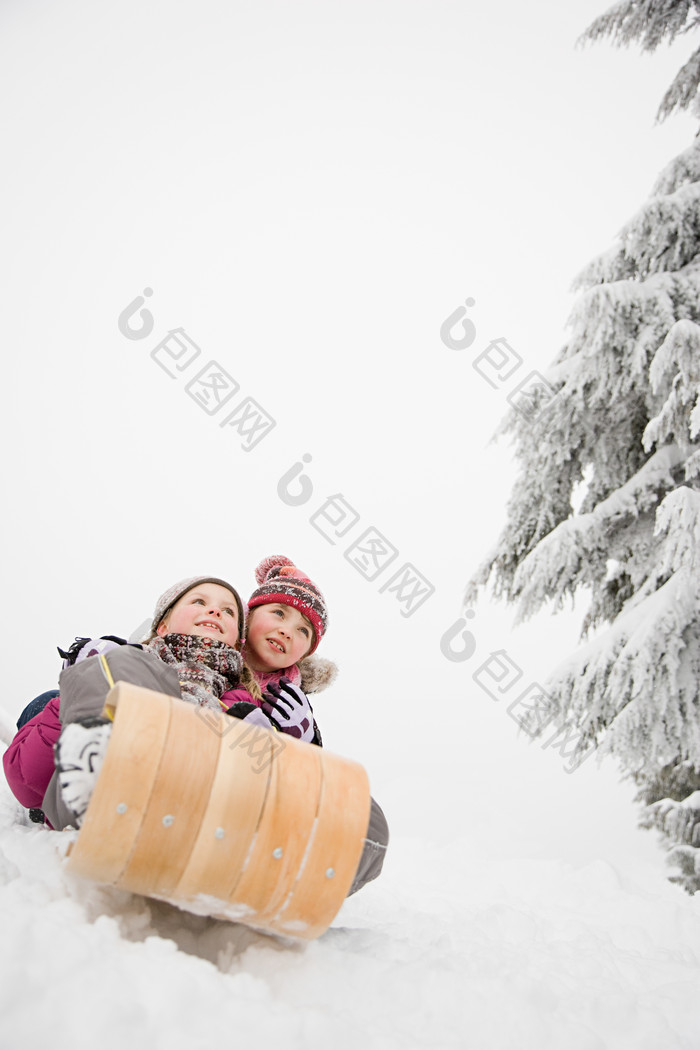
<box><xmin>639</xmin><ymin>772</ymin><xmax>700</xmax><ymax>893</ymax></box>
<box><xmin>467</xmin><ymin>119</ymin><xmax>700</xmax><ymax>886</ymax></box>
<box><xmin>578</xmin><ymin>0</ymin><xmax>700</xmax><ymax>121</ymax></box>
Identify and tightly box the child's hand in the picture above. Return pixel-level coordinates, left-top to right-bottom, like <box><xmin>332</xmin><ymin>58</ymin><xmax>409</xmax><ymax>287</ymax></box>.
<box><xmin>225</xmin><ymin>701</ymin><xmax>274</xmax><ymax>731</ymax></box>
<box><xmin>262</xmin><ymin>678</ymin><xmax>315</xmax><ymax>743</ymax></box>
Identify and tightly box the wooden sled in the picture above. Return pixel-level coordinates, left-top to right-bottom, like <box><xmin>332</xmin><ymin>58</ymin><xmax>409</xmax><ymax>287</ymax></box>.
<box><xmin>65</xmin><ymin>682</ymin><xmax>371</xmax><ymax>940</ymax></box>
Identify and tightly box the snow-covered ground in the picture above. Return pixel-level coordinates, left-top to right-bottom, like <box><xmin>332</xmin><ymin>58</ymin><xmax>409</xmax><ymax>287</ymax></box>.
<box><xmin>4</xmin><ymin>2</ymin><xmax>700</xmax><ymax>1046</ymax></box>
<box><xmin>2</xmin><ymin>768</ymin><xmax>699</xmax><ymax>1050</ymax></box>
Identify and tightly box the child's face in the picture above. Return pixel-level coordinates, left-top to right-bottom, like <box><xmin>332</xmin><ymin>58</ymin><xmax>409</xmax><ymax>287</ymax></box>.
<box><xmin>244</xmin><ymin>603</ymin><xmax>315</xmax><ymax>672</ymax></box>
<box><xmin>156</xmin><ymin>583</ymin><xmax>240</xmax><ymax>648</ymax></box>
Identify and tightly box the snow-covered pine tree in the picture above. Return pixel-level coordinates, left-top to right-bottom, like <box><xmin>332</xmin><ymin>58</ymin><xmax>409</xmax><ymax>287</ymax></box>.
<box><xmin>466</xmin><ymin>1</ymin><xmax>700</xmax><ymax>892</ymax></box>
<box><xmin>580</xmin><ymin>0</ymin><xmax>700</xmax><ymax>122</ymax></box>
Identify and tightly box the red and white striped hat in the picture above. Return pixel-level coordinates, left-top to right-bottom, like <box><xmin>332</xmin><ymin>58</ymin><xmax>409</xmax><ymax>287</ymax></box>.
<box><xmin>247</xmin><ymin>556</ymin><xmax>327</xmax><ymax>653</ymax></box>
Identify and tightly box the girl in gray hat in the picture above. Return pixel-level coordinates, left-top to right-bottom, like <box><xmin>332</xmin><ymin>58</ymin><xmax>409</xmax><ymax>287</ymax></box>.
<box><xmin>4</xmin><ymin>576</ymin><xmax>253</xmax><ymax>829</ymax></box>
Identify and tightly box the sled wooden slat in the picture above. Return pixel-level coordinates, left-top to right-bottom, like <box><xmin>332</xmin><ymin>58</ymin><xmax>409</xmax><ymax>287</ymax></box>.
<box><xmin>230</xmin><ymin>732</ymin><xmax>323</xmax><ymax>922</ymax></box>
<box><xmin>117</xmin><ymin>693</ymin><xmax>220</xmax><ymax>897</ymax></box>
<box><xmin>65</xmin><ymin>683</ymin><xmax>372</xmax><ymax>940</ymax></box>
<box><xmin>174</xmin><ymin>721</ymin><xmax>273</xmax><ymax>902</ymax></box>
<box><xmin>267</xmin><ymin>750</ymin><xmax>370</xmax><ymax>938</ymax></box>
<box><xmin>65</xmin><ymin>684</ymin><xmax>172</xmax><ymax>884</ymax></box>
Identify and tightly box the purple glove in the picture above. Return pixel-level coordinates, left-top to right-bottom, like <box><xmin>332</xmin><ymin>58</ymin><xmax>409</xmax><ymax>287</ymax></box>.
<box><xmin>262</xmin><ymin>678</ymin><xmax>315</xmax><ymax>742</ymax></box>
<box><xmin>225</xmin><ymin>701</ymin><xmax>274</xmax><ymax>731</ymax></box>
<box><xmin>57</xmin><ymin>636</ymin><xmax>135</xmax><ymax>669</ymax></box>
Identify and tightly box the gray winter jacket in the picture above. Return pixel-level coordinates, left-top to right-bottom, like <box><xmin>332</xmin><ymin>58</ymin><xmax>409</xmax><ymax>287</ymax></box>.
<box><xmin>42</xmin><ymin>647</ymin><xmax>181</xmax><ymax>830</ymax></box>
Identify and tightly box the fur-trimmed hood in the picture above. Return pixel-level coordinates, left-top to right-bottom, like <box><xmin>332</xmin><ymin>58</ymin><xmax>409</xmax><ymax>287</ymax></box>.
<box><xmin>298</xmin><ymin>655</ymin><xmax>338</xmax><ymax>695</ymax></box>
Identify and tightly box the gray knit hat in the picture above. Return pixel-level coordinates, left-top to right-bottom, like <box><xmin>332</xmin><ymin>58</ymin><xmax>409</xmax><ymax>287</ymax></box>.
<box><xmin>151</xmin><ymin>576</ymin><xmax>246</xmax><ymax>638</ymax></box>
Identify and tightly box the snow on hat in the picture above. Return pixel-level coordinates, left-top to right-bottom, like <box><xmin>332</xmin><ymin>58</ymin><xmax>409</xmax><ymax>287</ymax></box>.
<box><xmin>150</xmin><ymin>576</ymin><xmax>246</xmax><ymax>637</ymax></box>
<box><xmin>247</xmin><ymin>556</ymin><xmax>327</xmax><ymax>653</ymax></box>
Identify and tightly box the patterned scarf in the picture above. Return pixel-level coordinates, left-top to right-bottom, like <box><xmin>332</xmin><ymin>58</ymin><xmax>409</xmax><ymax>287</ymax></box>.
<box><xmin>147</xmin><ymin>633</ymin><xmax>243</xmax><ymax>711</ymax></box>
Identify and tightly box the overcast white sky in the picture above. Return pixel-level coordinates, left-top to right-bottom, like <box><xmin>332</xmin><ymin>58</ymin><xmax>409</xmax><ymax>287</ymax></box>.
<box><xmin>2</xmin><ymin>0</ymin><xmax>697</xmax><ymax>870</ymax></box>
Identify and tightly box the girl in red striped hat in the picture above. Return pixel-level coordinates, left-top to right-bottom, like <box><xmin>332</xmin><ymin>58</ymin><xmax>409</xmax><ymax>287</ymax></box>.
<box><xmin>227</xmin><ymin>555</ymin><xmax>388</xmax><ymax>898</ymax></box>
<box><xmin>224</xmin><ymin>555</ymin><xmax>333</xmax><ymax>747</ymax></box>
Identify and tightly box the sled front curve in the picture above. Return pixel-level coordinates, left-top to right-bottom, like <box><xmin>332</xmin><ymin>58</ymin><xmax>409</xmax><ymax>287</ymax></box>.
<box><xmin>65</xmin><ymin>682</ymin><xmax>371</xmax><ymax>940</ymax></box>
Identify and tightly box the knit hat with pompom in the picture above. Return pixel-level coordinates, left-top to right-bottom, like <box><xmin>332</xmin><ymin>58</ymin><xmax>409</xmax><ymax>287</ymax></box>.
<box><xmin>247</xmin><ymin>556</ymin><xmax>327</xmax><ymax>653</ymax></box>
<box><xmin>150</xmin><ymin>576</ymin><xmax>246</xmax><ymax>638</ymax></box>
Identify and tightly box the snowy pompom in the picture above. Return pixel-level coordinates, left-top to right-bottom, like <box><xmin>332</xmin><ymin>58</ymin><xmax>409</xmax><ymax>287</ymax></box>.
<box><xmin>254</xmin><ymin>555</ymin><xmax>294</xmax><ymax>585</ymax></box>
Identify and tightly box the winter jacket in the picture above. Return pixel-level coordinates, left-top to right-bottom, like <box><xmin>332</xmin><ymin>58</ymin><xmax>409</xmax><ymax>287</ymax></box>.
<box><xmin>3</xmin><ymin>642</ymin><xmax>250</xmax><ymax>828</ymax></box>
<box><xmin>2</xmin><ymin>649</ymin><xmax>337</xmax><ymax>826</ymax></box>
<box><xmin>3</xmin><ymin>695</ymin><xmax>62</xmax><ymax>813</ymax></box>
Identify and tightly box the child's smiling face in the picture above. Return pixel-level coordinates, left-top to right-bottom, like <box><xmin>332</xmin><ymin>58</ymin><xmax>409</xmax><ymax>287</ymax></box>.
<box><xmin>244</xmin><ymin>603</ymin><xmax>315</xmax><ymax>671</ymax></box>
<box><xmin>156</xmin><ymin>583</ymin><xmax>241</xmax><ymax>647</ymax></box>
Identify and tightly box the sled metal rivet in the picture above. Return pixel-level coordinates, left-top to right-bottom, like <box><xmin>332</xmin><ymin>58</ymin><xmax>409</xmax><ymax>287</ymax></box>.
<box><xmin>272</xmin><ymin>847</ymin><xmax>283</xmax><ymax>859</ymax></box>
<box><xmin>325</xmin><ymin>867</ymin><xmax>335</xmax><ymax>879</ymax></box>
<box><xmin>215</xmin><ymin>827</ymin><xmax>225</xmax><ymax>840</ymax></box>
<box><xmin>162</xmin><ymin>815</ymin><xmax>175</xmax><ymax>827</ymax></box>
<box><xmin>116</xmin><ymin>803</ymin><xmax>127</xmax><ymax>815</ymax></box>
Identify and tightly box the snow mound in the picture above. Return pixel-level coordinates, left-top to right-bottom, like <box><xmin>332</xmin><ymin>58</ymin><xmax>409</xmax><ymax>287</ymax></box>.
<box><xmin>1</xmin><ymin>779</ymin><xmax>700</xmax><ymax>1050</ymax></box>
